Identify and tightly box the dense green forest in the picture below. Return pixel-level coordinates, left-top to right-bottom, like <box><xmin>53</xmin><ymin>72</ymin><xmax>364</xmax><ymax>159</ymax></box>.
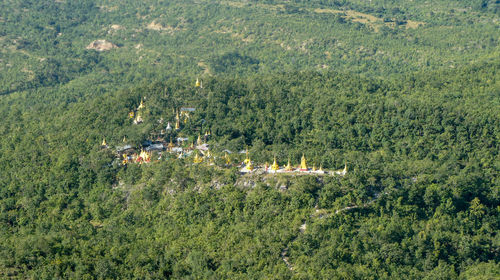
<box><xmin>1</xmin><ymin>63</ymin><xmax>498</xmax><ymax>278</ymax></box>
<box><xmin>1</xmin><ymin>0</ymin><xmax>499</xmax><ymax>95</ymax></box>
<box><xmin>0</xmin><ymin>0</ymin><xmax>499</xmax><ymax>279</ymax></box>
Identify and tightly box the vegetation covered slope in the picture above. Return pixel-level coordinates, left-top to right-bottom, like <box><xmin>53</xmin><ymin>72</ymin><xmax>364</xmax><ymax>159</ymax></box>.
<box><xmin>1</xmin><ymin>0</ymin><xmax>499</xmax><ymax>96</ymax></box>
<box><xmin>0</xmin><ymin>63</ymin><xmax>498</xmax><ymax>278</ymax></box>
<box><xmin>0</xmin><ymin>0</ymin><xmax>499</xmax><ymax>278</ymax></box>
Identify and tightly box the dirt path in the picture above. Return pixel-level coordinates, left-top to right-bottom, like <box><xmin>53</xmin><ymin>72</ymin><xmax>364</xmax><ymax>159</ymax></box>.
<box><xmin>281</xmin><ymin>221</ymin><xmax>307</xmax><ymax>271</ymax></box>
<box><xmin>280</xmin><ymin>192</ymin><xmax>387</xmax><ymax>271</ymax></box>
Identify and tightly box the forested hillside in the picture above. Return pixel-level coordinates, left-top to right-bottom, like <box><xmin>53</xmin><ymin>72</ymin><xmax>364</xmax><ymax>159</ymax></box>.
<box><xmin>0</xmin><ymin>0</ymin><xmax>499</xmax><ymax>279</ymax></box>
<box><xmin>1</xmin><ymin>0</ymin><xmax>499</xmax><ymax>96</ymax></box>
<box><xmin>0</xmin><ymin>62</ymin><xmax>498</xmax><ymax>278</ymax></box>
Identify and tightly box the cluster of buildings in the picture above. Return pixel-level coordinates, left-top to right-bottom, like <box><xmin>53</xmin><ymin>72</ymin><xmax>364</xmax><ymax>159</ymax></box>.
<box><xmin>108</xmin><ymin>134</ymin><xmax>212</xmax><ymax>165</ymax></box>
<box><xmin>240</xmin><ymin>152</ymin><xmax>347</xmax><ymax>176</ymax></box>
<box><xmin>103</xmin><ymin>135</ymin><xmax>347</xmax><ymax>176</ymax></box>
<box><xmin>110</xmin><ymin>96</ymin><xmax>204</xmax><ymax>164</ymax></box>
<box><xmin>101</xmin><ymin>86</ymin><xmax>348</xmax><ymax>176</ymax></box>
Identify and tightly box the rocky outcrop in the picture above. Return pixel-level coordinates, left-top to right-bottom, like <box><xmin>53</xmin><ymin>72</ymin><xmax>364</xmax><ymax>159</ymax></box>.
<box><xmin>86</xmin><ymin>40</ymin><xmax>117</xmax><ymax>51</ymax></box>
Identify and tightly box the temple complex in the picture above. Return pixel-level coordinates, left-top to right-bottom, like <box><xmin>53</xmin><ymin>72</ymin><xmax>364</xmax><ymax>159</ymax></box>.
<box><xmin>111</xmin><ymin>89</ymin><xmax>348</xmax><ymax>177</ymax></box>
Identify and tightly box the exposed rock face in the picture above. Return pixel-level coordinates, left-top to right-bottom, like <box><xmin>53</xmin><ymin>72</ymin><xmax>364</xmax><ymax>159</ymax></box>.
<box><xmin>86</xmin><ymin>40</ymin><xmax>117</xmax><ymax>51</ymax></box>
<box><xmin>146</xmin><ymin>21</ymin><xmax>179</xmax><ymax>33</ymax></box>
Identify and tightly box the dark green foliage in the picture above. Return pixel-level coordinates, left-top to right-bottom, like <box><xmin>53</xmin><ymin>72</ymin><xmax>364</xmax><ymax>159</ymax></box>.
<box><xmin>0</xmin><ymin>63</ymin><xmax>498</xmax><ymax>278</ymax></box>
<box><xmin>1</xmin><ymin>0</ymin><xmax>499</xmax><ymax>96</ymax></box>
<box><xmin>0</xmin><ymin>0</ymin><xmax>499</xmax><ymax>278</ymax></box>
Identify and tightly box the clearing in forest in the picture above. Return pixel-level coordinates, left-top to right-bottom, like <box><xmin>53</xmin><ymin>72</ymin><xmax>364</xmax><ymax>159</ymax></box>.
<box><xmin>313</xmin><ymin>8</ymin><xmax>424</xmax><ymax>31</ymax></box>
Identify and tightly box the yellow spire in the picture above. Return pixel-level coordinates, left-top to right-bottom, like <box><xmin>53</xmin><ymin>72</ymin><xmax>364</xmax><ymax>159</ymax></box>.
<box><xmin>195</xmin><ymin>78</ymin><xmax>200</xmax><ymax>87</ymax></box>
<box><xmin>168</xmin><ymin>137</ymin><xmax>174</xmax><ymax>150</ymax></box>
<box><xmin>122</xmin><ymin>136</ymin><xmax>127</xmax><ymax>143</ymax></box>
<box><xmin>175</xmin><ymin>117</ymin><xmax>180</xmax><ymax>130</ymax></box>
<box><xmin>197</xmin><ymin>135</ymin><xmax>203</xmax><ymax>146</ymax></box>
<box><xmin>225</xmin><ymin>152</ymin><xmax>231</xmax><ymax>165</ymax></box>
<box><xmin>122</xmin><ymin>154</ymin><xmax>128</xmax><ymax>165</ymax></box>
<box><xmin>300</xmin><ymin>154</ymin><xmax>308</xmax><ymax>170</ymax></box>
<box><xmin>271</xmin><ymin>157</ymin><xmax>279</xmax><ymax>171</ymax></box>
<box><xmin>285</xmin><ymin>159</ymin><xmax>293</xmax><ymax>171</ymax></box>
<box><xmin>138</xmin><ymin>99</ymin><xmax>145</xmax><ymax>110</ymax></box>
<box><xmin>137</xmin><ymin>149</ymin><xmax>150</xmax><ymax>164</ymax></box>
<box><xmin>244</xmin><ymin>149</ymin><xmax>250</xmax><ymax>165</ymax></box>
<box><xmin>245</xmin><ymin>157</ymin><xmax>253</xmax><ymax>171</ymax></box>
<box><xmin>319</xmin><ymin>164</ymin><xmax>323</xmax><ymax>172</ymax></box>
<box><xmin>194</xmin><ymin>152</ymin><xmax>203</xmax><ymax>163</ymax></box>
<box><xmin>101</xmin><ymin>138</ymin><xmax>107</xmax><ymax>146</ymax></box>
<box><xmin>312</xmin><ymin>164</ymin><xmax>317</xmax><ymax>171</ymax></box>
